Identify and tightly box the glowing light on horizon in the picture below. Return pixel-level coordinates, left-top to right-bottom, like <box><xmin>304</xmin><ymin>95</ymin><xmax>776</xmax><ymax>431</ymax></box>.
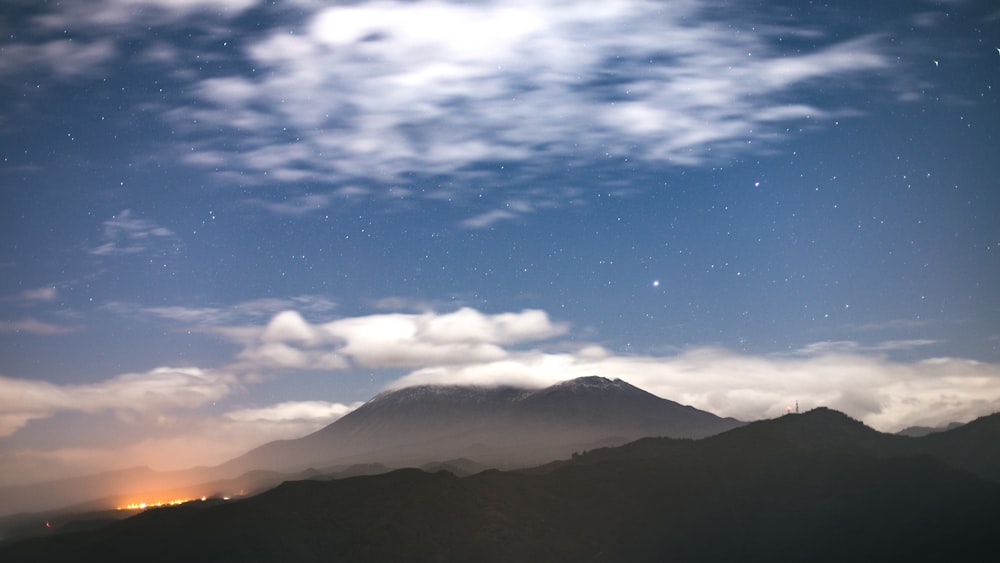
<box><xmin>116</xmin><ymin>497</ymin><xmax>203</xmax><ymax>511</ymax></box>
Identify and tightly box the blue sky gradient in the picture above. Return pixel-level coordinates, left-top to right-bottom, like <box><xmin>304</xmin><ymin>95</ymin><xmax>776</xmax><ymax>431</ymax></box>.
<box><xmin>1</xmin><ymin>0</ymin><xmax>999</xmax><ymax>484</ymax></box>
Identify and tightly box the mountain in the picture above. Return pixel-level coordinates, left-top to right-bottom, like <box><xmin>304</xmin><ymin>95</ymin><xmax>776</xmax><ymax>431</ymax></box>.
<box><xmin>219</xmin><ymin>376</ymin><xmax>744</xmax><ymax>475</ymax></box>
<box><xmin>0</xmin><ymin>376</ymin><xmax>741</xmax><ymax>518</ymax></box>
<box><xmin>3</xmin><ymin>408</ymin><xmax>997</xmax><ymax>562</ymax></box>
<box><xmin>897</xmin><ymin>421</ymin><xmax>965</xmax><ymax>437</ymax></box>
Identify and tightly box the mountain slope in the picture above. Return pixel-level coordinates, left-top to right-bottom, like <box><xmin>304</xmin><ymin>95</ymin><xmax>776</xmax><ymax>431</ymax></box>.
<box><xmin>221</xmin><ymin>376</ymin><xmax>744</xmax><ymax>474</ymax></box>
<box><xmin>0</xmin><ymin>376</ymin><xmax>741</xmax><ymax>519</ymax></box>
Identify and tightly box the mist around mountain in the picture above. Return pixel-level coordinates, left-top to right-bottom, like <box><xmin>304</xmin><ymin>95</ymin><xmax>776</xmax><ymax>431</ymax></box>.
<box><xmin>0</xmin><ymin>376</ymin><xmax>741</xmax><ymax>519</ymax></box>
<box><xmin>896</xmin><ymin>421</ymin><xmax>965</xmax><ymax>437</ymax></box>
<box><xmin>2</xmin><ymin>407</ymin><xmax>997</xmax><ymax>562</ymax></box>
<box><xmin>221</xmin><ymin>376</ymin><xmax>745</xmax><ymax>476</ymax></box>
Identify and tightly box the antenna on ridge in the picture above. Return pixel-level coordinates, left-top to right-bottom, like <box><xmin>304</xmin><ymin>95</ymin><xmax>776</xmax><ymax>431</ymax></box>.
<box><xmin>795</xmin><ymin>401</ymin><xmax>799</xmax><ymax>414</ymax></box>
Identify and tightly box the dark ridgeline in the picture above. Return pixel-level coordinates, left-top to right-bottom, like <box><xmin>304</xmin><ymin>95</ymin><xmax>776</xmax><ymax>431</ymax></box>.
<box><xmin>2</xmin><ymin>407</ymin><xmax>998</xmax><ymax>562</ymax></box>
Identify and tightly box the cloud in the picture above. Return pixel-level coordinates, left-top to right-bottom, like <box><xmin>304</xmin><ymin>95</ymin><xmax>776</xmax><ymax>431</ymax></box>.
<box><xmin>29</xmin><ymin>0</ymin><xmax>258</xmax><ymax>30</ymax></box>
<box><xmin>0</xmin><ymin>39</ymin><xmax>116</xmax><ymax>78</ymax></box>
<box><xmin>20</xmin><ymin>287</ymin><xmax>58</xmax><ymax>303</ymax></box>
<box><xmin>3</xmin><ymin>305</ymin><xmax>997</xmax><ymax>482</ymax></box>
<box><xmin>232</xmin><ymin>307</ymin><xmax>569</xmax><ymax>370</ymax></box>
<box><xmin>0</xmin><ymin>367</ymin><xmax>238</xmax><ymax>436</ymax></box>
<box><xmin>159</xmin><ymin>0</ymin><xmax>889</xmax><ymax>193</ymax></box>
<box><xmin>387</xmin><ymin>344</ymin><xmax>1000</xmax><ymax>433</ymax></box>
<box><xmin>460</xmin><ymin>200</ymin><xmax>535</xmax><ymax>229</ymax></box>
<box><xmin>244</xmin><ymin>193</ymin><xmax>336</xmax><ymax>216</ymax></box>
<box><xmin>221</xmin><ymin>306</ymin><xmax>1000</xmax><ymax>432</ymax></box>
<box><xmin>104</xmin><ymin>294</ymin><xmax>338</xmax><ymax>327</ymax></box>
<box><xmin>790</xmin><ymin>339</ymin><xmax>939</xmax><ymax>355</ymax></box>
<box><xmin>853</xmin><ymin>319</ymin><xmax>931</xmax><ymax>332</ymax></box>
<box><xmin>370</xmin><ymin>296</ymin><xmax>446</xmax><ymax>313</ymax></box>
<box><xmin>216</xmin><ymin>307</ymin><xmax>1000</xmax><ymax>434</ymax></box>
<box><xmin>0</xmin><ymin>318</ymin><xmax>79</xmax><ymax>335</ymax></box>
<box><xmin>90</xmin><ymin>209</ymin><xmax>177</xmax><ymax>257</ymax></box>
<box><xmin>225</xmin><ymin>400</ymin><xmax>362</xmax><ymax>424</ymax></box>
<box><xmin>3</xmin><ymin>0</ymin><xmax>900</xmax><ymax>228</ymax></box>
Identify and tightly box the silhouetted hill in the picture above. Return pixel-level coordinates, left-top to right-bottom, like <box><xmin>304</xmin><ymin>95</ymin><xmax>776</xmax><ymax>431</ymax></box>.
<box><xmin>546</xmin><ymin>408</ymin><xmax>1000</xmax><ymax>482</ymax></box>
<box><xmin>703</xmin><ymin>407</ymin><xmax>899</xmax><ymax>455</ymax></box>
<box><xmin>3</xmin><ymin>408</ymin><xmax>996</xmax><ymax>562</ymax></box>
<box><xmin>918</xmin><ymin>412</ymin><xmax>1000</xmax><ymax>482</ymax></box>
<box><xmin>220</xmin><ymin>376</ymin><xmax>744</xmax><ymax>475</ymax></box>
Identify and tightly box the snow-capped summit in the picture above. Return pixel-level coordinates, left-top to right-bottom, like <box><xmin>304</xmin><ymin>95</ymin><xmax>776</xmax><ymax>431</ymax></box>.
<box><xmin>222</xmin><ymin>376</ymin><xmax>744</xmax><ymax>475</ymax></box>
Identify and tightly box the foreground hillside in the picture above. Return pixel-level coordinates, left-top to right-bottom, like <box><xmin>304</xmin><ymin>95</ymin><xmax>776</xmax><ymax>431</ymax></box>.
<box><xmin>2</xmin><ymin>408</ymin><xmax>996</xmax><ymax>562</ymax></box>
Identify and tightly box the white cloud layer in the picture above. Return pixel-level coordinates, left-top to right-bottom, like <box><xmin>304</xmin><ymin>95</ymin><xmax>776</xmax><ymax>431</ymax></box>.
<box><xmin>231</xmin><ymin>307</ymin><xmax>569</xmax><ymax>371</ymax></box>
<box><xmin>164</xmin><ymin>0</ymin><xmax>888</xmax><ymax>189</ymax></box>
<box><xmin>2</xmin><ymin>0</ymin><xmax>899</xmax><ymax>229</ymax></box>
<box><xmin>226</xmin><ymin>400</ymin><xmax>363</xmax><ymax>424</ymax></box>
<box><xmin>2</xmin><ymin>305</ymin><xmax>999</xmax><ymax>484</ymax></box>
<box><xmin>390</xmin><ymin>345</ymin><xmax>1000</xmax><ymax>433</ymax></box>
<box><xmin>0</xmin><ymin>367</ymin><xmax>238</xmax><ymax>436</ymax></box>
<box><xmin>226</xmin><ymin>307</ymin><xmax>1000</xmax><ymax>432</ymax></box>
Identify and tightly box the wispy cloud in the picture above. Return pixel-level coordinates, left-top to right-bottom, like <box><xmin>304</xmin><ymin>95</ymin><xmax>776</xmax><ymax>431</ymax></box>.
<box><xmin>162</xmin><ymin>0</ymin><xmax>888</xmax><ymax>191</ymax></box>
<box><xmin>0</xmin><ymin>39</ymin><xmax>116</xmax><ymax>78</ymax></box>
<box><xmin>244</xmin><ymin>193</ymin><xmax>336</xmax><ymax>216</ymax></box>
<box><xmin>0</xmin><ymin>318</ymin><xmax>79</xmax><ymax>335</ymax></box>
<box><xmin>461</xmin><ymin>200</ymin><xmax>535</xmax><ymax>229</ymax></box>
<box><xmin>89</xmin><ymin>209</ymin><xmax>177</xmax><ymax>257</ymax></box>
<box><xmin>105</xmin><ymin>294</ymin><xmax>338</xmax><ymax>327</ymax></box>
<box><xmin>20</xmin><ymin>287</ymin><xmax>58</xmax><ymax>303</ymax></box>
<box><xmin>4</xmin><ymin>0</ymin><xmax>900</xmax><ymax>226</ymax></box>
<box><xmin>789</xmin><ymin>339</ymin><xmax>940</xmax><ymax>356</ymax></box>
<box><xmin>1</xmin><ymin>287</ymin><xmax>58</xmax><ymax>305</ymax></box>
<box><xmin>0</xmin><ymin>366</ymin><xmax>238</xmax><ymax>436</ymax></box>
<box><xmin>852</xmin><ymin>319</ymin><xmax>932</xmax><ymax>332</ymax></box>
<box><xmin>28</xmin><ymin>0</ymin><xmax>258</xmax><ymax>30</ymax></box>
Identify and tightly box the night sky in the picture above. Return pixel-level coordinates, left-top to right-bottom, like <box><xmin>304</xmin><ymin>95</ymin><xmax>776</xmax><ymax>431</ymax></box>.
<box><xmin>2</xmin><ymin>0</ymin><xmax>999</xmax><ymax>485</ymax></box>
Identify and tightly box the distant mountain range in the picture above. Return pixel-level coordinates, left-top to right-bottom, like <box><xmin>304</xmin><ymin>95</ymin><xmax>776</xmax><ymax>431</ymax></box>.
<box><xmin>0</xmin><ymin>377</ymin><xmax>742</xmax><ymax>518</ymax></box>
<box><xmin>896</xmin><ymin>421</ymin><xmax>965</xmax><ymax>437</ymax></box>
<box><xmin>3</xmin><ymin>407</ymin><xmax>997</xmax><ymax>562</ymax></box>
